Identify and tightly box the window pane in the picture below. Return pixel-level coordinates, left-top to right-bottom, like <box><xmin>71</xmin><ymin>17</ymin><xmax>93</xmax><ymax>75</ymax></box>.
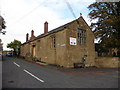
<box><xmin>77</xmin><ymin>29</ymin><xmax>86</xmax><ymax>45</ymax></box>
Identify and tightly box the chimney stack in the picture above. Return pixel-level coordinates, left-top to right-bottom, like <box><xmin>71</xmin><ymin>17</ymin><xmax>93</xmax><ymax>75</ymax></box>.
<box><xmin>26</xmin><ymin>33</ymin><xmax>29</xmax><ymax>42</ymax></box>
<box><xmin>44</xmin><ymin>21</ymin><xmax>48</xmax><ymax>34</ymax></box>
<box><xmin>30</xmin><ymin>30</ymin><xmax>35</xmax><ymax>40</ymax></box>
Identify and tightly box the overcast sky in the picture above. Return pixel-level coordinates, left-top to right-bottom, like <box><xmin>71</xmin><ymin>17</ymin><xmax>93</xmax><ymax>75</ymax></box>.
<box><xmin>0</xmin><ymin>0</ymin><xmax>95</xmax><ymax>50</ymax></box>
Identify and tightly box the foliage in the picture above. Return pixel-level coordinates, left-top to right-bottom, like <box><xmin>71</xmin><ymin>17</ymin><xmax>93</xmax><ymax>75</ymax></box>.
<box><xmin>88</xmin><ymin>2</ymin><xmax>120</xmax><ymax>56</ymax></box>
<box><xmin>0</xmin><ymin>15</ymin><xmax>6</xmax><ymax>30</ymax></box>
<box><xmin>7</xmin><ymin>40</ymin><xmax>21</xmax><ymax>49</ymax></box>
<box><xmin>7</xmin><ymin>40</ymin><xmax>21</xmax><ymax>56</ymax></box>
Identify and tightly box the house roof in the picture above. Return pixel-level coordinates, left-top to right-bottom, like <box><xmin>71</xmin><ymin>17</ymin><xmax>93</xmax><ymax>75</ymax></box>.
<box><xmin>34</xmin><ymin>22</ymin><xmax>68</xmax><ymax>40</ymax></box>
<box><xmin>21</xmin><ymin>16</ymin><xmax>85</xmax><ymax>45</ymax></box>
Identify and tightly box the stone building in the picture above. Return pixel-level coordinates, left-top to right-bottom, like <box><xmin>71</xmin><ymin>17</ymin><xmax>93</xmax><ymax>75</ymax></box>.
<box><xmin>20</xmin><ymin>15</ymin><xmax>95</xmax><ymax>68</ymax></box>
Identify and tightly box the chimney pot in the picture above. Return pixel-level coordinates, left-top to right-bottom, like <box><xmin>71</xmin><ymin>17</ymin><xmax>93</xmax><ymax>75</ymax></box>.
<box><xmin>44</xmin><ymin>21</ymin><xmax>48</xmax><ymax>34</ymax></box>
<box><xmin>26</xmin><ymin>33</ymin><xmax>29</xmax><ymax>42</ymax></box>
<box><xmin>30</xmin><ymin>30</ymin><xmax>35</xmax><ymax>40</ymax></box>
<box><xmin>31</xmin><ymin>30</ymin><xmax>34</xmax><ymax>36</ymax></box>
<box><xmin>80</xmin><ymin>13</ymin><xmax>82</xmax><ymax>17</ymax></box>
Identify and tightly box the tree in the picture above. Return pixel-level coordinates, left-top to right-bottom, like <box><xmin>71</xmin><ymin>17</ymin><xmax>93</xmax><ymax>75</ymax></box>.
<box><xmin>0</xmin><ymin>15</ymin><xmax>6</xmax><ymax>30</ymax></box>
<box><xmin>7</xmin><ymin>40</ymin><xmax>21</xmax><ymax>56</ymax></box>
<box><xmin>88</xmin><ymin>2</ymin><xmax>120</xmax><ymax>56</ymax></box>
<box><xmin>0</xmin><ymin>15</ymin><xmax>6</xmax><ymax>35</ymax></box>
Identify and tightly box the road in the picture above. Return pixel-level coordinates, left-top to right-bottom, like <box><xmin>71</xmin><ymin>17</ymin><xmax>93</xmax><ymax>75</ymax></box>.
<box><xmin>2</xmin><ymin>56</ymin><xmax>119</xmax><ymax>88</ymax></box>
<box><xmin>0</xmin><ymin>59</ymin><xmax>2</xmax><ymax>89</ymax></box>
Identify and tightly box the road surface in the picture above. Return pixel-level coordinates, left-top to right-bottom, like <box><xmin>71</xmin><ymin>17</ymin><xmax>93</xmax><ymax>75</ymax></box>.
<box><xmin>2</xmin><ymin>56</ymin><xmax>119</xmax><ymax>88</ymax></box>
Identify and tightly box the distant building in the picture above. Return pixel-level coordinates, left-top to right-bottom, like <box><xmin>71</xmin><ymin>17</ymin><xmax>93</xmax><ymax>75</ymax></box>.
<box><xmin>20</xmin><ymin>15</ymin><xmax>95</xmax><ymax>68</ymax></box>
<box><xmin>2</xmin><ymin>50</ymin><xmax>13</xmax><ymax>56</ymax></box>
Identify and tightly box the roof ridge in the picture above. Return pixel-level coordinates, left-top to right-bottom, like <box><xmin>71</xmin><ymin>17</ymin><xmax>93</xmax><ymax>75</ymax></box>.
<box><xmin>21</xmin><ymin>16</ymin><xmax>82</xmax><ymax>45</ymax></box>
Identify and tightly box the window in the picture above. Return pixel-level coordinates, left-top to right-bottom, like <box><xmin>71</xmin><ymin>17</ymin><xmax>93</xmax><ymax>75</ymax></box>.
<box><xmin>51</xmin><ymin>35</ymin><xmax>56</xmax><ymax>48</ymax></box>
<box><xmin>77</xmin><ymin>29</ymin><xmax>86</xmax><ymax>45</ymax></box>
<box><xmin>37</xmin><ymin>40</ymin><xmax>40</xmax><ymax>51</ymax></box>
<box><xmin>53</xmin><ymin>36</ymin><xmax>56</xmax><ymax>48</ymax></box>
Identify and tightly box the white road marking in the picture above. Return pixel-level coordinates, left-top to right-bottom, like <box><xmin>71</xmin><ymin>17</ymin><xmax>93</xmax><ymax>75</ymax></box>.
<box><xmin>13</xmin><ymin>62</ymin><xmax>20</xmax><ymax>67</ymax></box>
<box><xmin>23</xmin><ymin>69</ymin><xmax>44</xmax><ymax>83</ymax></box>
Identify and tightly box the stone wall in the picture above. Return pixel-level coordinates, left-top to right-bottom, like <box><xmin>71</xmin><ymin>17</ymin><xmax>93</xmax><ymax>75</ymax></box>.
<box><xmin>95</xmin><ymin>57</ymin><xmax>120</xmax><ymax>68</ymax></box>
<box><xmin>65</xmin><ymin>17</ymin><xmax>95</xmax><ymax>68</ymax></box>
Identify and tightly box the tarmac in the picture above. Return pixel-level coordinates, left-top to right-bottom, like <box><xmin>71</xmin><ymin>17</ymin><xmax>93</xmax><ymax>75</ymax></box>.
<box><xmin>28</xmin><ymin>60</ymin><xmax>120</xmax><ymax>74</ymax></box>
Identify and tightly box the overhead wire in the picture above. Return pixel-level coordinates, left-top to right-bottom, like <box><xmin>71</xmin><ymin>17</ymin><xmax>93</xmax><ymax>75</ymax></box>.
<box><xmin>7</xmin><ymin>0</ymin><xmax>79</xmax><ymax>37</ymax></box>
<box><xmin>13</xmin><ymin>0</ymin><xmax>48</xmax><ymax>24</ymax></box>
<box><xmin>64</xmin><ymin>0</ymin><xmax>77</xmax><ymax>19</ymax></box>
<box><xmin>64</xmin><ymin>0</ymin><xmax>80</xmax><ymax>26</ymax></box>
<box><xmin>6</xmin><ymin>0</ymin><xmax>49</xmax><ymax>39</ymax></box>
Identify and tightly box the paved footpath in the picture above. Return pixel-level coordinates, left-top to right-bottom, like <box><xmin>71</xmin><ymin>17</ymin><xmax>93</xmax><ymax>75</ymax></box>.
<box><xmin>2</xmin><ymin>57</ymin><xmax>120</xmax><ymax>88</ymax></box>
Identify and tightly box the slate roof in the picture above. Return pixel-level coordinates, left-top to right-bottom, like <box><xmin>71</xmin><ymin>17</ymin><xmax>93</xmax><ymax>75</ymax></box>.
<box><xmin>34</xmin><ymin>23</ymin><xmax>68</xmax><ymax>41</ymax></box>
<box><xmin>21</xmin><ymin>20</ymin><xmax>73</xmax><ymax>45</ymax></box>
<box><xmin>21</xmin><ymin>16</ymin><xmax>83</xmax><ymax>45</ymax></box>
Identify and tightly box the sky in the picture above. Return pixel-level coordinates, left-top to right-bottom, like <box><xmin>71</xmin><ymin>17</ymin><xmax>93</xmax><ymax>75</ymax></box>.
<box><xmin>0</xmin><ymin>0</ymin><xmax>96</xmax><ymax>50</ymax></box>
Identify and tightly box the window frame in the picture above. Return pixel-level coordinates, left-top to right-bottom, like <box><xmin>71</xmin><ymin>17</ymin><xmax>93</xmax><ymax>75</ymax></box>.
<box><xmin>77</xmin><ymin>29</ymin><xmax>86</xmax><ymax>45</ymax></box>
<box><xmin>51</xmin><ymin>35</ymin><xmax>56</xmax><ymax>48</ymax></box>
